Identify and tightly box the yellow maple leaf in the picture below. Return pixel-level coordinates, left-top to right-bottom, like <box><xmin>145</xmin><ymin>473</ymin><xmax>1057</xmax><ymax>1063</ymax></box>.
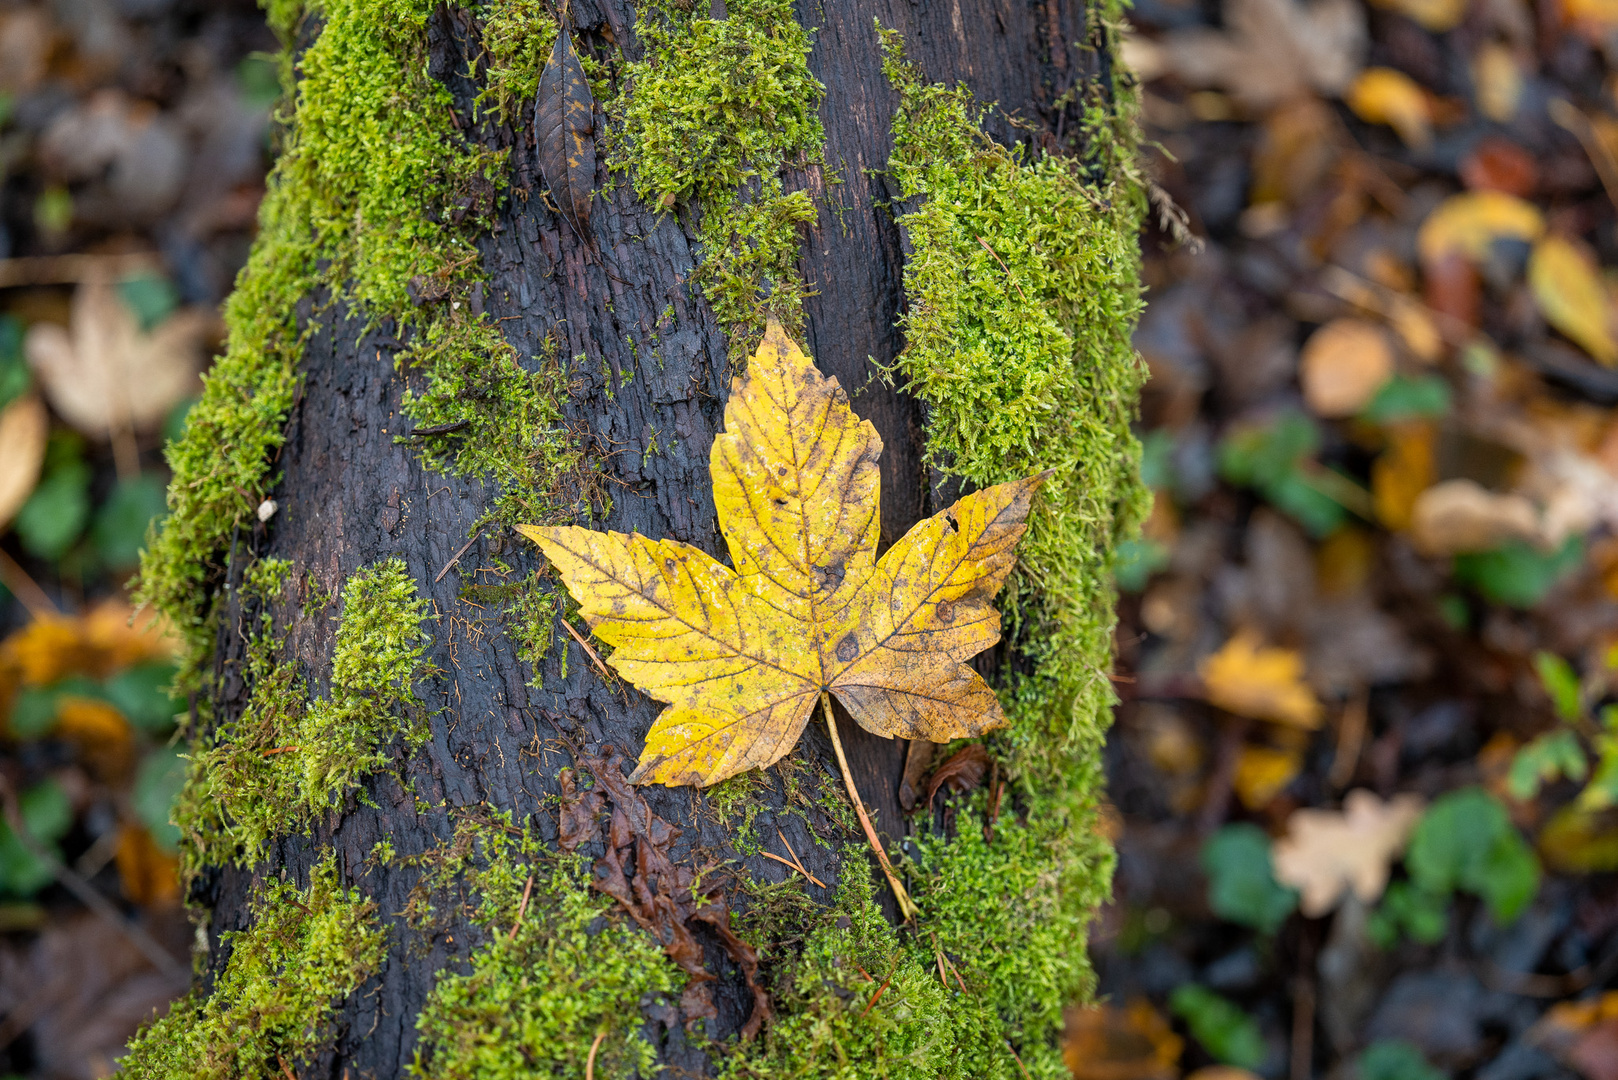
<box><xmin>518</xmin><ymin>321</ymin><xmax>1043</xmax><ymax>788</ymax></box>
<box><xmin>1416</xmin><ymin>190</ymin><xmax>1544</xmax><ymax>265</ymax></box>
<box><xmin>1199</xmin><ymin>630</ymin><xmax>1323</xmax><ymax>728</ymax></box>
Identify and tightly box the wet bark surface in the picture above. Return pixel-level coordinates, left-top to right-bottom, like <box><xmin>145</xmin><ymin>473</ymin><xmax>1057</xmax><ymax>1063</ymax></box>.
<box><xmin>195</xmin><ymin>0</ymin><xmax>1110</xmax><ymax>1072</ymax></box>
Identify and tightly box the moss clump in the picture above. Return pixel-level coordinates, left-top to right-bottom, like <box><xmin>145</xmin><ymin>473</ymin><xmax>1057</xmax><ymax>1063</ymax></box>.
<box><xmin>614</xmin><ymin>0</ymin><xmax>825</xmax><ymax>351</ymax></box>
<box><xmin>400</xmin><ymin>317</ymin><xmax>581</xmax><ymax>535</ymax></box>
<box><xmin>473</xmin><ymin>0</ymin><xmax>558</xmax><ymax>126</ymax></box>
<box><xmin>410</xmin><ymin>814</ymin><xmax>682</xmax><ymax>1078</ymax></box>
<box><xmin>177</xmin><ymin>558</ymin><xmax>434</xmax><ymax>871</ymax></box>
<box><xmin>863</xmin><ymin>23</ymin><xmax>1146</xmax><ymax>1076</ymax></box>
<box><xmin>118</xmin><ymin>854</ymin><xmax>386</xmax><ymax>1078</ymax></box>
<box><xmin>460</xmin><ymin>566</ymin><xmax>559</xmax><ymax>685</ymax></box>
<box><xmin>136</xmin><ymin>0</ymin><xmax>512</xmax><ymax>680</ymax></box>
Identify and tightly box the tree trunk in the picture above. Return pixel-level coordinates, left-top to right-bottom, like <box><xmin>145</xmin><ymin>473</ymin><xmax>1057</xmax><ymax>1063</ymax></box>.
<box><xmin>125</xmin><ymin>0</ymin><xmax>1144</xmax><ymax>1074</ymax></box>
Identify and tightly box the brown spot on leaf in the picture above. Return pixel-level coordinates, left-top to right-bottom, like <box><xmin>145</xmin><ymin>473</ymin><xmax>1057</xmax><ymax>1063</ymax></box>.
<box><xmin>935</xmin><ymin>599</ymin><xmax>955</xmax><ymax>624</ymax></box>
<box><xmin>836</xmin><ymin>632</ymin><xmax>859</xmax><ymax>662</ymax></box>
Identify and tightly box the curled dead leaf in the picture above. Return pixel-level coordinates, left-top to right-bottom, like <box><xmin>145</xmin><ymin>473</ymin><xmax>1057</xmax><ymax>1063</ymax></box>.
<box><xmin>23</xmin><ymin>278</ymin><xmax>209</xmax><ymax>438</ymax></box>
<box><xmin>1347</xmin><ymin>67</ymin><xmax>1434</xmax><ymax>149</ymax></box>
<box><xmin>923</xmin><ymin>743</ymin><xmax>990</xmax><ymax>811</ymax></box>
<box><xmin>1150</xmin><ymin>0</ymin><xmax>1366</xmax><ymax>109</ymax></box>
<box><xmin>1271</xmin><ymin>789</ymin><xmax>1425</xmax><ymax>916</ymax></box>
<box><xmin>0</xmin><ymin>393</ymin><xmax>48</xmax><ymax>530</ymax></box>
<box><xmin>1417</xmin><ymin>190</ymin><xmax>1545</xmax><ymax>265</ymax></box>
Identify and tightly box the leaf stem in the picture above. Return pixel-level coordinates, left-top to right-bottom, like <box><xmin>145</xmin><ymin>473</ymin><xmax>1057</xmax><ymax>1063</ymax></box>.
<box><xmin>822</xmin><ymin>691</ymin><xmax>921</xmax><ymax>922</ymax></box>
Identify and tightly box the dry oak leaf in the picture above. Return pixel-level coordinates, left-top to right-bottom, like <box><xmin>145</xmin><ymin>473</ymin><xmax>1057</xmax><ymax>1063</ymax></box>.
<box><xmin>518</xmin><ymin>321</ymin><xmax>1044</xmax><ymax>787</ymax></box>
<box><xmin>1272</xmin><ymin>788</ymin><xmax>1424</xmax><ymax>916</ymax></box>
<box><xmin>0</xmin><ymin>393</ymin><xmax>48</xmax><ymax>530</ymax></box>
<box><xmin>1199</xmin><ymin>630</ymin><xmax>1323</xmax><ymax>729</ymax></box>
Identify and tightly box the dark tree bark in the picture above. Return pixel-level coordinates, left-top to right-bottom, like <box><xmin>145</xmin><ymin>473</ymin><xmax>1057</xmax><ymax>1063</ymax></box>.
<box><xmin>194</xmin><ymin>0</ymin><xmax>1120</xmax><ymax>1073</ymax></box>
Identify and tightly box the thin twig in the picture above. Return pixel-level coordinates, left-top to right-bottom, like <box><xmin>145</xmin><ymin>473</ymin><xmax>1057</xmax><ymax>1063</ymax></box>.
<box><xmin>1005</xmin><ymin>1039</ymin><xmax>1033</xmax><ymax>1080</ymax></box>
<box><xmin>279</xmin><ymin>1056</ymin><xmax>298</xmax><ymax>1080</ymax></box>
<box><xmin>559</xmin><ymin>617</ymin><xmax>613</xmax><ymax>685</ymax></box>
<box><xmin>508</xmin><ymin>873</ymin><xmax>534</xmax><ymax>940</ymax></box>
<box><xmin>773</xmin><ymin>828</ymin><xmax>826</xmax><ymax>887</ymax></box>
<box><xmin>1549</xmin><ymin>98</ymin><xmax>1618</xmax><ymax>215</ymax></box>
<box><xmin>434</xmin><ymin>531</ymin><xmax>482</xmax><ymax>583</ymax></box>
<box><xmin>585</xmin><ymin>1029</ymin><xmax>606</xmax><ymax>1080</ymax></box>
<box><xmin>975</xmin><ymin>237</ymin><xmax>1027</xmax><ymax>301</ymax></box>
<box><xmin>0</xmin><ymin>777</ymin><xmax>187</xmax><ymax>982</ymax></box>
<box><xmin>760</xmin><ymin>850</ymin><xmax>828</xmax><ymax>889</ymax></box>
<box><xmin>859</xmin><ymin>956</ymin><xmax>899</xmax><ymax>1018</ymax></box>
<box><xmin>0</xmin><ymin>252</ymin><xmax>160</xmax><ymax>289</ymax></box>
<box><xmin>822</xmin><ymin>692</ymin><xmax>920</xmax><ymax>921</ymax></box>
<box><xmin>0</xmin><ymin>548</ymin><xmax>60</xmax><ymax>619</ymax></box>
<box><xmin>1328</xmin><ymin>693</ymin><xmax>1368</xmax><ymax>789</ymax></box>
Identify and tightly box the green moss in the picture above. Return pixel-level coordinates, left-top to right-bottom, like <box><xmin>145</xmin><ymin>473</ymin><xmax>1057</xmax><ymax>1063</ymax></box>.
<box><xmin>177</xmin><ymin>558</ymin><xmax>434</xmax><ymax>871</ymax></box>
<box><xmin>136</xmin><ymin>0</ymin><xmax>513</xmax><ymax>681</ymax></box>
<box><xmin>118</xmin><ymin>854</ymin><xmax>386</xmax><ymax>1078</ymax></box>
<box><xmin>410</xmin><ymin>813</ymin><xmax>682</xmax><ymax>1078</ymax></box>
<box><xmin>614</xmin><ymin>0</ymin><xmax>825</xmax><ymax>352</ymax></box>
<box><xmin>399</xmin><ymin>318</ymin><xmax>582</xmax><ymax>536</ymax></box>
<box><xmin>473</xmin><ymin>0</ymin><xmax>558</xmax><ymax>127</ymax></box>
<box><xmin>459</xmin><ymin>568</ymin><xmax>558</xmax><ymax>685</ymax></box>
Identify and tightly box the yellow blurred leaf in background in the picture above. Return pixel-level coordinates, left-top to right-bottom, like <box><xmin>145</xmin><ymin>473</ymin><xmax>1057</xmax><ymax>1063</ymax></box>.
<box><xmin>0</xmin><ymin>393</ymin><xmax>48</xmax><ymax>530</ymax></box>
<box><xmin>1348</xmin><ymin>67</ymin><xmax>1435</xmax><ymax>148</ymax></box>
<box><xmin>1272</xmin><ymin>789</ymin><xmax>1426</xmax><ymax>915</ymax></box>
<box><xmin>1417</xmin><ymin>190</ymin><xmax>1545</xmax><ymax>264</ymax></box>
<box><xmin>1368</xmin><ymin>0</ymin><xmax>1466</xmax><ymax>29</ymax></box>
<box><xmin>1529</xmin><ymin>235</ymin><xmax>1618</xmax><ymax>366</ymax></box>
<box><xmin>1201</xmin><ymin>630</ymin><xmax>1324</xmax><ymax>728</ymax></box>
<box><xmin>1300</xmin><ymin>318</ymin><xmax>1395</xmax><ymax>417</ymax></box>
<box><xmin>1472</xmin><ymin>43</ymin><xmax>1524</xmax><ymax>122</ymax></box>
<box><xmin>1234</xmin><ymin>743</ymin><xmax>1304</xmax><ymax>809</ymax></box>
<box><xmin>1373</xmin><ymin>422</ymin><xmax>1437</xmax><ymax>531</ymax></box>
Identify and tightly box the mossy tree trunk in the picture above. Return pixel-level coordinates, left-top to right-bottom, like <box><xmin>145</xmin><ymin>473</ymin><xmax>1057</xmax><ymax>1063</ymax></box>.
<box><xmin>126</xmin><ymin>0</ymin><xmax>1145</xmax><ymax>1075</ymax></box>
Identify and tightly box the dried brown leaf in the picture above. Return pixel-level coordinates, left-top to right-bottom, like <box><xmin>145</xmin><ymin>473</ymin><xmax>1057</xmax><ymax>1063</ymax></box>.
<box><xmin>0</xmin><ymin>394</ymin><xmax>48</xmax><ymax>530</ymax></box>
<box><xmin>534</xmin><ymin>24</ymin><xmax>595</xmax><ymax>238</ymax></box>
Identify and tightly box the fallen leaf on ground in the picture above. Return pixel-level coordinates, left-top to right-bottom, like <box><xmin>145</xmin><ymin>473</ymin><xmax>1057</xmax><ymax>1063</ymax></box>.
<box><xmin>533</xmin><ymin>23</ymin><xmax>595</xmax><ymax>235</ymax></box>
<box><xmin>1201</xmin><ymin>630</ymin><xmax>1324</xmax><ymax>728</ymax></box>
<box><xmin>23</xmin><ymin>277</ymin><xmax>210</xmax><ymax>439</ymax></box>
<box><xmin>1064</xmin><ymin>999</ymin><xmax>1183</xmax><ymax>1080</ymax></box>
<box><xmin>1234</xmin><ymin>744</ymin><xmax>1304</xmax><ymax>809</ymax></box>
<box><xmin>1529</xmin><ymin>236</ymin><xmax>1618</xmax><ymax>366</ymax></box>
<box><xmin>1532</xmin><ymin>993</ymin><xmax>1618</xmax><ymax>1080</ymax></box>
<box><xmin>1145</xmin><ymin>0</ymin><xmax>1366</xmax><ymax>109</ymax></box>
<box><xmin>0</xmin><ymin>394</ymin><xmax>47</xmax><ymax>529</ymax></box>
<box><xmin>1300</xmin><ymin>318</ymin><xmax>1395</xmax><ymax>417</ymax></box>
<box><xmin>1408</xmin><ymin>478</ymin><xmax>1541</xmax><ymax>555</ymax></box>
<box><xmin>1416</xmin><ymin>190</ymin><xmax>1545</xmax><ymax>265</ymax></box>
<box><xmin>1372</xmin><ymin>422</ymin><xmax>1437</xmax><ymax>531</ymax></box>
<box><xmin>1471</xmin><ymin>45</ymin><xmax>1524</xmax><ymax>123</ymax></box>
<box><xmin>114</xmin><ymin>824</ymin><xmax>179</xmax><ymax>907</ymax></box>
<box><xmin>520</xmin><ymin>321</ymin><xmax>1044</xmax><ymax>787</ymax></box>
<box><xmin>1460</xmin><ymin>136</ymin><xmax>1536</xmax><ymax>195</ymax></box>
<box><xmin>1347</xmin><ymin>68</ymin><xmax>1434</xmax><ymax>148</ymax></box>
<box><xmin>1368</xmin><ymin>0</ymin><xmax>1466</xmax><ymax>30</ymax></box>
<box><xmin>1272</xmin><ymin>789</ymin><xmax>1425</xmax><ymax>916</ymax></box>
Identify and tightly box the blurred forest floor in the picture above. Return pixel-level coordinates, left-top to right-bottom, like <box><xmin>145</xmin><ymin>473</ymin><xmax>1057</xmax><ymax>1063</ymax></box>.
<box><xmin>8</xmin><ymin>0</ymin><xmax>1618</xmax><ymax>1077</ymax></box>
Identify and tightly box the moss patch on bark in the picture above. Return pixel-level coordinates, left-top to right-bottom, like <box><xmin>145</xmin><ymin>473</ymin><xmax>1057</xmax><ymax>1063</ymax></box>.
<box><xmin>409</xmin><ymin>811</ymin><xmax>683</xmax><ymax>1079</ymax></box>
<box><xmin>176</xmin><ymin>557</ymin><xmax>434</xmax><ymax>873</ymax></box>
<box><xmin>613</xmin><ymin>0</ymin><xmax>825</xmax><ymax>353</ymax></box>
<box><xmin>118</xmin><ymin>854</ymin><xmax>386</xmax><ymax>1078</ymax></box>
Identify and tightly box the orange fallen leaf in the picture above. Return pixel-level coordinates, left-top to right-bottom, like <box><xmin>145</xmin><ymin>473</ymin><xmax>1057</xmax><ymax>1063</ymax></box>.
<box><xmin>1271</xmin><ymin>788</ymin><xmax>1425</xmax><ymax>916</ymax></box>
<box><xmin>1299</xmin><ymin>318</ymin><xmax>1395</xmax><ymax>417</ymax></box>
<box><xmin>519</xmin><ymin>319</ymin><xmax>1042</xmax><ymax>788</ymax></box>
<box><xmin>1529</xmin><ymin>236</ymin><xmax>1618</xmax><ymax>367</ymax></box>
<box><xmin>115</xmin><ymin>823</ymin><xmax>180</xmax><ymax>908</ymax></box>
<box><xmin>1372</xmin><ymin>422</ymin><xmax>1437</xmax><ymax>532</ymax></box>
<box><xmin>1347</xmin><ymin>68</ymin><xmax>1435</xmax><ymax>148</ymax></box>
<box><xmin>1200</xmin><ymin>630</ymin><xmax>1324</xmax><ymax>729</ymax></box>
<box><xmin>55</xmin><ymin>696</ymin><xmax>134</xmax><ymax>778</ymax></box>
<box><xmin>1064</xmin><ymin>999</ymin><xmax>1183</xmax><ymax>1080</ymax></box>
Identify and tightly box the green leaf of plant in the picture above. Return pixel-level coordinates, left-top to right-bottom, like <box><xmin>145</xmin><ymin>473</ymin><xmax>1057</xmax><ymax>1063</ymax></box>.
<box><xmin>1169</xmin><ymin>983</ymin><xmax>1266</xmax><ymax>1069</ymax></box>
<box><xmin>1508</xmin><ymin>729</ymin><xmax>1588</xmax><ymax>800</ymax></box>
<box><xmin>1534</xmin><ymin>651</ymin><xmax>1583</xmax><ymax>722</ymax></box>
<box><xmin>1357</xmin><ymin>1039</ymin><xmax>1446</xmax><ymax>1080</ymax></box>
<box><xmin>1201</xmin><ymin>823</ymin><xmax>1298</xmax><ymax>934</ymax></box>
<box><xmin>1453</xmin><ymin>537</ymin><xmax>1583</xmax><ymax>608</ymax></box>
<box><xmin>1406</xmin><ymin>787</ymin><xmax>1540</xmax><ymax>923</ymax></box>
<box><xmin>133</xmin><ymin>745</ymin><xmax>186</xmax><ymax>852</ymax></box>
